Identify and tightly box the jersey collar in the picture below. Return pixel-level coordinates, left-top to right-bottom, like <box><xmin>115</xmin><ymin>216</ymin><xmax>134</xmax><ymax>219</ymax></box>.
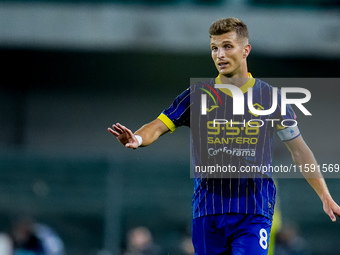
<box><xmin>215</xmin><ymin>73</ymin><xmax>255</xmax><ymax>97</ymax></box>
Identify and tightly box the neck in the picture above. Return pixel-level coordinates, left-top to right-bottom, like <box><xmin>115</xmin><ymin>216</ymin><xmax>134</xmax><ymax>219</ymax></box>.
<box><xmin>218</xmin><ymin>72</ymin><xmax>250</xmax><ymax>88</ymax></box>
<box><xmin>219</xmin><ymin>62</ymin><xmax>250</xmax><ymax>87</ymax></box>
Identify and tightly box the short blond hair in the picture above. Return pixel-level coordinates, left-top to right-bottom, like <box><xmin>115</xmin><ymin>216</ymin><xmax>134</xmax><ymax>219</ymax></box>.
<box><xmin>209</xmin><ymin>17</ymin><xmax>249</xmax><ymax>42</ymax></box>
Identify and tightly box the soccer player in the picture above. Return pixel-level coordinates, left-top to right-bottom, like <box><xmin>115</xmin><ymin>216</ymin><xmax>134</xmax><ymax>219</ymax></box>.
<box><xmin>108</xmin><ymin>18</ymin><xmax>340</xmax><ymax>255</ymax></box>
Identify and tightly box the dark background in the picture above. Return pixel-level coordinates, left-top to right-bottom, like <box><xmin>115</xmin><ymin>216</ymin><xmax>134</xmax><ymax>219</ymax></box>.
<box><xmin>1</xmin><ymin>1</ymin><xmax>340</xmax><ymax>254</ymax></box>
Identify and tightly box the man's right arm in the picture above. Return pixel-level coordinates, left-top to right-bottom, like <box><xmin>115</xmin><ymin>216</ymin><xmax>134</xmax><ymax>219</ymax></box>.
<box><xmin>109</xmin><ymin>87</ymin><xmax>191</xmax><ymax>149</ymax></box>
<box><xmin>108</xmin><ymin>119</ymin><xmax>170</xmax><ymax>149</ymax></box>
<box><xmin>135</xmin><ymin>118</ymin><xmax>170</xmax><ymax>146</ymax></box>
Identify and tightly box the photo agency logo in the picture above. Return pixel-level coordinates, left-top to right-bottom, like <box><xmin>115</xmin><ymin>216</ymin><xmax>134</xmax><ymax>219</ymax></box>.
<box><xmin>192</xmin><ymin>83</ymin><xmax>314</xmax><ymax>178</ymax></box>
<box><xmin>201</xmin><ymin>85</ymin><xmax>312</xmax><ymax>128</ymax></box>
<box><xmin>200</xmin><ymin>83</ymin><xmax>223</xmax><ymax>114</ymax></box>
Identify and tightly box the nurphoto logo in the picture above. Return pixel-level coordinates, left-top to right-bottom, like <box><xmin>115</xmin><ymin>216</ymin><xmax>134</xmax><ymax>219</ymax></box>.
<box><xmin>201</xmin><ymin>84</ymin><xmax>312</xmax><ymax>116</ymax></box>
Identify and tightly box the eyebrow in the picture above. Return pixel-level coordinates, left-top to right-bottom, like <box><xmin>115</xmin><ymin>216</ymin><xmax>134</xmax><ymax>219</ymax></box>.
<box><xmin>210</xmin><ymin>40</ymin><xmax>233</xmax><ymax>45</ymax></box>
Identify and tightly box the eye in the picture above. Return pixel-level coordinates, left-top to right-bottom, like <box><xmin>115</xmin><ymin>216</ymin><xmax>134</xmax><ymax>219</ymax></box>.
<box><xmin>225</xmin><ymin>44</ymin><xmax>232</xmax><ymax>49</ymax></box>
<box><xmin>211</xmin><ymin>46</ymin><xmax>218</xmax><ymax>52</ymax></box>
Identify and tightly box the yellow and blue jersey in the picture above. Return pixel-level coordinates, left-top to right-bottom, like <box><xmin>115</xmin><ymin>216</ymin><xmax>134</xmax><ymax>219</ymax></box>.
<box><xmin>158</xmin><ymin>75</ymin><xmax>299</xmax><ymax>221</ymax></box>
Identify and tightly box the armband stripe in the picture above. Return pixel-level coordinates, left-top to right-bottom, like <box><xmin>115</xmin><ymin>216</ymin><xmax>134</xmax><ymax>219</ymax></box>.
<box><xmin>158</xmin><ymin>113</ymin><xmax>177</xmax><ymax>133</ymax></box>
<box><xmin>277</xmin><ymin>126</ymin><xmax>301</xmax><ymax>141</ymax></box>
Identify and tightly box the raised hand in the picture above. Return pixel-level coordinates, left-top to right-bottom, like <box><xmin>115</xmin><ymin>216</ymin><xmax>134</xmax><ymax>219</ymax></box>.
<box><xmin>108</xmin><ymin>123</ymin><xmax>139</xmax><ymax>149</ymax></box>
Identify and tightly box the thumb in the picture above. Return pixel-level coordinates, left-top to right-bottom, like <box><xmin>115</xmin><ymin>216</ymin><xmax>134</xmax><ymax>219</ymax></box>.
<box><xmin>125</xmin><ymin>142</ymin><xmax>138</xmax><ymax>149</ymax></box>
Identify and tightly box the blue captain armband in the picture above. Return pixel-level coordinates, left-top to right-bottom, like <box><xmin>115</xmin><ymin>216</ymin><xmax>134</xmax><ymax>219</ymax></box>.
<box><xmin>277</xmin><ymin>126</ymin><xmax>301</xmax><ymax>141</ymax></box>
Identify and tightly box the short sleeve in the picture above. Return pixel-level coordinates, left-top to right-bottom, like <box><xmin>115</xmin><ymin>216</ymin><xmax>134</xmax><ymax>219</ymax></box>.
<box><xmin>158</xmin><ymin>88</ymin><xmax>191</xmax><ymax>132</ymax></box>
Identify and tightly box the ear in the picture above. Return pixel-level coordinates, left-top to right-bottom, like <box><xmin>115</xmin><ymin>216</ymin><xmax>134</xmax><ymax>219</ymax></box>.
<box><xmin>243</xmin><ymin>44</ymin><xmax>251</xmax><ymax>58</ymax></box>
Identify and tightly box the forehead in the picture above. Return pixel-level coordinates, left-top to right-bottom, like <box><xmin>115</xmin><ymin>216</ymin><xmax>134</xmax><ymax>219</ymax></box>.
<box><xmin>210</xmin><ymin>31</ymin><xmax>239</xmax><ymax>45</ymax></box>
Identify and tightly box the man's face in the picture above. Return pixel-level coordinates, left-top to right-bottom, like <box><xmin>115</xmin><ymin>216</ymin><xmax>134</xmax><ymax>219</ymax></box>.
<box><xmin>210</xmin><ymin>31</ymin><xmax>250</xmax><ymax>78</ymax></box>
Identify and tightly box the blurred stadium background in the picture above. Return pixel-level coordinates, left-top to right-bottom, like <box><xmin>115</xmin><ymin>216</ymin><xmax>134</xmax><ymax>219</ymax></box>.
<box><xmin>0</xmin><ymin>0</ymin><xmax>340</xmax><ymax>254</ymax></box>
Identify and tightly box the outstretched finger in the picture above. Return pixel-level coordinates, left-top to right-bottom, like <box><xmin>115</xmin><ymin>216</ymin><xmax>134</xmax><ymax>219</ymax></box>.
<box><xmin>332</xmin><ymin>203</ymin><xmax>340</xmax><ymax>219</ymax></box>
<box><xmin>116</xmin><ymin>123</ymin><xmax>129</xmax><ymax>132</ymax></box>
<box><xmin>108</xmin><ymin>127</ymin><xmax>120</xmax><ymax>137</ymax></box>
<box><xmin>329</xmin><ymin>210</ymin><xmax>336</xmax><ymax>222</ymax></box>
<box><xmin>117</xmin><ymin>124</ymin><xmax>134</xmax><ymax>137</ymax></box>
<box><xmin>112</xmin><ymin>123</ymin><xmax>124</xmax><ymax>134</ymax></box>
<box><xmin>325</xmin><ymin>206</ymin><xmax>337</xmax><ymax>222</ymax></box>
<box><xmin>335</xmin><ymin>210</ymin><xmax>340</xmax><ymax>218</ymax></box>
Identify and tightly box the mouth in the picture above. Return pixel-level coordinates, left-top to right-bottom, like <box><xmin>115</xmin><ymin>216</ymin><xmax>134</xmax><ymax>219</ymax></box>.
<box><xmin>218</xmin><ymin>62</ymin><xmax>229</xmax><ymax>69</ymax></box>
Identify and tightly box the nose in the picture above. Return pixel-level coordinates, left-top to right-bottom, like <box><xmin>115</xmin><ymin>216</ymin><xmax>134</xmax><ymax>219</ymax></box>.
<box><xmin>217</xmin><ymin>48</ymin><xmax>225</xmax><ymax>59</ymax></box>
